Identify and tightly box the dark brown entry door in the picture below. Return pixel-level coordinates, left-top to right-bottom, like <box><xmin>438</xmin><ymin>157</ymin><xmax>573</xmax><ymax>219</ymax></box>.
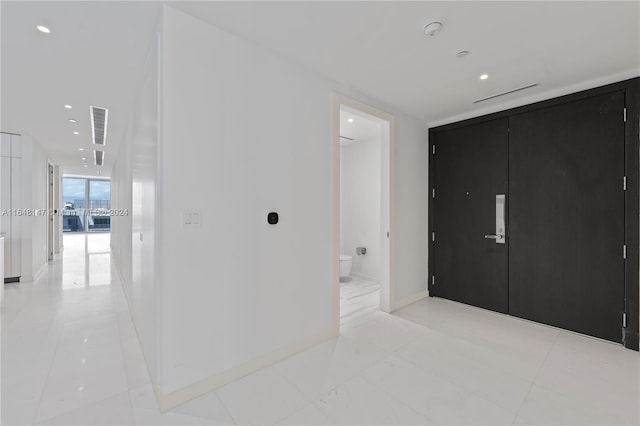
<box><xmin>508</xmin><ymin>91</ymin><xmax>625</xmax><ymax>342</ymax></box>
<box><xmin>433</xmin><ymin>118</ymin><xmax>509</xmax><ymax>314</ymax></box>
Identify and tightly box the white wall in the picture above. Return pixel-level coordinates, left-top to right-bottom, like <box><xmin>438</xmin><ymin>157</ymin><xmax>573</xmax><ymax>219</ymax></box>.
<box><xmin>340</xmin><ymin>135</ymin><xmax>381</xmax><ymax>280</ymax></box>
<box><xmin>158</xmin><ymin>5</ymin><xmax>427</xmax><ymax>399</ymax></box>
<box><xmin>111</xmin><ymin>30</ymin><xmax>160</xmax><ymax>386</ymax></box>
<box><xmin>392</xmin><ymin>114</ymin><xmax>429</xmax><ymax>305</ymax></box>
<box><xmin>159</xmin><ymin>5</ymin><xmax>334</xmax><ymax>394</ymax></box>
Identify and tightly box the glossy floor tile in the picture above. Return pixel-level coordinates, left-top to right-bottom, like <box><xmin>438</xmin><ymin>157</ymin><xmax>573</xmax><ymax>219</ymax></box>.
<box><xmin>2</xmin><ymin>237</ymin><xmax>638</xmax><ymax>425</ymax></box>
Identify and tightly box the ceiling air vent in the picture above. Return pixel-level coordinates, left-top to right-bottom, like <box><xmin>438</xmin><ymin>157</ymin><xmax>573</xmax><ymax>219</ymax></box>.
<box><xmin>473</xmin><ymin>83</ymin><xmax>540</xmax><ymax>104</ymax></box>
<box><xmin>90</xmin><ymin>105</ymin><xmax>109</xmax><ymax>145</ymax></box>
<box><xmin>94</xmin><ymin>150</ymin><xmax>104</xmax><ymax>166</ymax></box>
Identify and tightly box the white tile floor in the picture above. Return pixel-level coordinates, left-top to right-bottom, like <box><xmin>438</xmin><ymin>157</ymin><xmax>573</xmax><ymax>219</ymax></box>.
<box><xmin>2</xmin><ymin>234</ymin><xmax>639</xmax><ymax>425</ymax></box>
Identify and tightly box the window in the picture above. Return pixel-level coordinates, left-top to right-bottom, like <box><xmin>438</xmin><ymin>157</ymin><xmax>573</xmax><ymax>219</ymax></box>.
<box><xmin>63</xmin><ymin>178</ymin><xmax>111</xmax><ymax>232</ymax></box>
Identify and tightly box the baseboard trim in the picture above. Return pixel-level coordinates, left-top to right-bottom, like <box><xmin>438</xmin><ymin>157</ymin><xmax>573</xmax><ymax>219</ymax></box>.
<box><xmin>112</xmin><ymin>255</ymin><xmax>160</xmax><ymax>393</ymax></box>
<box><xmin>156</xmin><ymin>329</ymin><xmax>337</xmax><ymax>412</ymax></box>
<box><xmin>112</xmin><ymin>255</ymin><xmax>134</xmax><ymax>314</ymax></box>
<box><xmin>112</xmin><ymin>255</ymin><xmax>340</xmax><ymax>412</ymax></box>
<box><xmin>391</xmin><ymin>290</ymin><xmax>428</xmax><ymax>312</ymax></box>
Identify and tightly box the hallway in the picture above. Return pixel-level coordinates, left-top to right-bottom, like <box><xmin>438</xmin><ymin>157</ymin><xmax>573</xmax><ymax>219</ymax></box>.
<box><xmin>2</xmin><ymin>234</ymin><xmax>639</xmax><ymax>425</ymax></box>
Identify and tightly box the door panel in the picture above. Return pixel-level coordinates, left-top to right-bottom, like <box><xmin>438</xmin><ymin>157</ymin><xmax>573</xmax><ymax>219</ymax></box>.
<box><xmin>509</xmin><ymin>91</ymin><xmax>625</xmax><ymax>342</ymax></box>
<box><xmin>434</xmin><ymin>118</ymin><xmax>509</xmax><ymax>313</ymax></box>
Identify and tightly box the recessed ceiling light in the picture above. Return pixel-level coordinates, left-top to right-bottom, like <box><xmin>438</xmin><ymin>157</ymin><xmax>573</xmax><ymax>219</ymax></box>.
<box><xmin>456</xmin><ymin>51</ymin><xmax>469</xmax><ymax>58</ymax></box>
<box><xmin>480</xmin><ymin>74</ymin><xmax>489</xmax><ymax>80</ymax></box>
<box><xmin>83</xmin><ymin>164</ymin><xmax>88</xmax><ymax>168</ymax></box>
<box><xmin>81</xmin><ymin>157</ymin><xmax>87</xmax><ymax>161</ymax></box>
<box><xmin>348</xmin><ymin>118</ymin><xmax>354</xmax><ymax>123</ymax></box>
<box><xmin>68</xmin><ymin>119</ymin><xmax>77</xmax><ymax>123</ymax></box>
<box><xmin>37</xmin><ymin>25</ymin><xmax>50</xmax><ymax>34</ymax></box>
<box><xmin>73</xmin><ymin>131</ymin><xmax>79</xmax><ymax>135</ymax></box>
<box><xmin>79</xmin><ymin>148</ymin><xmax>84</xmax><ymax>151</ymax></box>
<box><xmin>64</xmin><ymin>104</ymin><xmax>72</xmax><ymax>109</ymax></box>
<box><xmin>423</xmin><ymin>21</ymin><xmax>443</xmax><ymax>37</ymax></box>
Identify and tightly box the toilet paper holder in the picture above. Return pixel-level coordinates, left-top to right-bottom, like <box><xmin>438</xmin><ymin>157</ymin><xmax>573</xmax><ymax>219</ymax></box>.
<box><xmin>356</xmin><ymin>247</ymin><xmax>366</xmax><ymax>255</ymax></box>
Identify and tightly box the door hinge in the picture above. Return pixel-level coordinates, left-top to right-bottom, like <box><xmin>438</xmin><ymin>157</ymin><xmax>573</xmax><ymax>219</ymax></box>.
<box><xmin>623</xmin><ymin>108</ymin><xmax>627</xmax><ymax>122</ymax></box>
<box><xmin>432</xmin><ymin>232</ymin><xmax>435</xmax><ymax>242</ymax></box>
<box><xmin>432</xmin><ymin>145</ymin><xmax>436</xmax><ymax>155</ymax></box>
<box><xmin>431</xmin><ymin>276</ymin><xmax>435</xmax><ymax>286</ymax></box>
<box><xmin>432</xmin><ymin>188</ymin><xmax>435</xmax><ymax>198</ymax></box>
<box><xmin>623</xmin><ymin>176</ymin><xmax>627</xmax><ymax>191</ymax></box>
<box><xmin>623</xmin><ymin>312</ymin><xmax>627</xmax><ymax>328</ymax></box>
<box><xmin>623</xmin><ymin>244</ymin><xmax>627</xmax><ymax>259</ymax></box>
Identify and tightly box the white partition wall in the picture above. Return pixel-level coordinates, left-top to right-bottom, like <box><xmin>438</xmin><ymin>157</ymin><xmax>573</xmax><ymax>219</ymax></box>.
<box><xmin>111</xmin><ymin>30</ymin><xmax>161</xmax><ymax>387</ymax></box>
<box><xmin>111</xmin><ymin>5</ymin><xmax>428</xmax><ymax>409</ymax></box>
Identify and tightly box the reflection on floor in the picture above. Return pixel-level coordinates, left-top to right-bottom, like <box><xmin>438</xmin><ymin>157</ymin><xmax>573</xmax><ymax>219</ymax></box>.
<box><xmin>339</xmin><ymin>275</ymin><xmax>380</xmax><ymax>329</ymax></box>
<box><xmin>2</xmin><ymin>235</ymin><xmax>638</xmax><ymax>425</ymax></box>
<box><xmin>61</xmin><ymin>233</ymin><xmax>111</xmax><ymax>289</ymax></box>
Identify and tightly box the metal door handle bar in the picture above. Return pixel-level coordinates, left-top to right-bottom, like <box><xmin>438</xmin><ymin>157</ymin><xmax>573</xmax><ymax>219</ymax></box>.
<box><xmin>484</xmin><ymin>234</ymin><xmax>504</xmax><ymax>239</ymax></box>
<box><xmin>491</xmin><ymin>194</ymin><xmax>506</xmax><ymax>244</ymax></box>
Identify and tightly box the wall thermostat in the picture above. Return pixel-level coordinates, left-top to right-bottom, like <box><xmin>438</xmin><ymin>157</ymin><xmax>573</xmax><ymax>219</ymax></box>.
<box><xmin>267</xmin><ymin>212</ymin><xmax>279</xmax><ymax>225</ymax></box>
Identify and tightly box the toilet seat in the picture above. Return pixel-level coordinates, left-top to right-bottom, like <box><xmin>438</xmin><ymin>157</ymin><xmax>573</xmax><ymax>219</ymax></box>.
<box><xmin>340</xmin><ymin>255</ymin><xmax>352</xmax><ymax>261</ymax></box>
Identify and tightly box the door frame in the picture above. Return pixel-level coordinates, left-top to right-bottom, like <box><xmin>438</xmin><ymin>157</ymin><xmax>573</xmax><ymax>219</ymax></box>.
<box><xmin>331</xmin><ymin>93</ymin><xmax>395</xmax><ymax>332</ymax></box>
<box><xmin>47</xmin><ymin>162</ymin><xmax>54</xmax><ymax>260</ymax></box>
<box><xmin>428</xmin><ymin>77</ymin><xmax>640</xmax><ymax>350</ymax></box>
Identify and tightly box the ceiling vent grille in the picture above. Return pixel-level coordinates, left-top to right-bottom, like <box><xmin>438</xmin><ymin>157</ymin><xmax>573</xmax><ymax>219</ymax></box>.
<box><xmin>473</xmin><ymin>83</ymin><xmax>539</xmax><ymax>104</ymax></box>
<box><xmin>90</xmin><ymin>106</ymin><xmax>109</xmax><ymax>145</ymax></box>
<box><xmin>94</xmin><ymin>150</ymin><xmax>104</xmax><ymax>166</ymax></box>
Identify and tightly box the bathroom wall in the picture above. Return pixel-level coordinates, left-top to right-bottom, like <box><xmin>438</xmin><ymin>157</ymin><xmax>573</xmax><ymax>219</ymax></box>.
<box><xmin>340</xmin><ymin>131</ymin><xmax>381</xmax><ymax>280</ymax></box>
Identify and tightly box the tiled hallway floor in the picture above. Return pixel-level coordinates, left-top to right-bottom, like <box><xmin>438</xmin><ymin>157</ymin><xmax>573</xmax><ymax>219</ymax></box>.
<box><xmin>2</xmin><ymin>234</ymin><xmax>639</xmax><ymax>425</ymax></box>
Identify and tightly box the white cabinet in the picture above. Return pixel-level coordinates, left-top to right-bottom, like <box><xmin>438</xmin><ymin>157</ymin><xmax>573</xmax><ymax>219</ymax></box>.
<box><xmin>0</xmin><ymin>237</ymin><xmax>4</xmax><ymax>300</ymax></box>
<box><xmin>0</xmin><ymin>133</ymin><xmax>10</xmax><ymax>157</ymax></box>
<box><xmin>0</xmin><ymin>132</ymin><xmax>22</xmax><ymax>281</ymax></box>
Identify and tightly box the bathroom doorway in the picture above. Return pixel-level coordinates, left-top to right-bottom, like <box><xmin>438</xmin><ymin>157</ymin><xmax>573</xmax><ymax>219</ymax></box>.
<box><xmin>332</xmin><ymin>95</ymin><xmax>393</xmax><ymax>330</ymax></box>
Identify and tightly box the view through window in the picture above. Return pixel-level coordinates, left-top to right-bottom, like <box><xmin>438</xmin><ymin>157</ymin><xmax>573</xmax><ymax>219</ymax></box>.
<box><xmin>63</xmin><ymin>178</ymin><xmax>111</xmax><ymax>232</ymax></box>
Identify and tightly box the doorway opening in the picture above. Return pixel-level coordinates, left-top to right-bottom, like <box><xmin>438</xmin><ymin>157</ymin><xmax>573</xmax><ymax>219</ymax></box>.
<box><xmin>333</xmin><ymin>95</ymin><xmax>393</xmax><ymax>330</ymax></box>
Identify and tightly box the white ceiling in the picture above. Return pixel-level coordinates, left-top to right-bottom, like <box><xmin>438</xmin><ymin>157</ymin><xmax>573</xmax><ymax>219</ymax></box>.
<box><xmin>340</xmin><ymin>109</ymin><xmax>381</xmax><ymax>146</ymax></box>
<box><xmin>1</xmin><ymin>1</ymin><xmax>161</xmax><ymax>177</ymax></box>
<box><xmin>2</xmin><ymin>1</ymin><xmax>638</xmax><ymax>175</ymax></box>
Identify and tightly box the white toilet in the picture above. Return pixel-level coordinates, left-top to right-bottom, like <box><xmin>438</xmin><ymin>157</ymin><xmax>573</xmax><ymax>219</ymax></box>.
<box><xmin>340</xmin><ymin>255</ymin><xmax>353</xmax><ymax>278</ymax></box>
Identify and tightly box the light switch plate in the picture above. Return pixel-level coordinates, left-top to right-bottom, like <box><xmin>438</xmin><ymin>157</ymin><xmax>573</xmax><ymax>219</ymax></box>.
<box><xmin>183</xmin><ymin>211</ymin><xmax>201</xmax><ymax>228</ymax></box>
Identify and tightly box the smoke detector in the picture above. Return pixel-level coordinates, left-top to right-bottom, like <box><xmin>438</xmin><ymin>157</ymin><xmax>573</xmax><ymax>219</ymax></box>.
<box><xmin>423</xmin><ymin>21</ymin><xmax>443</xmax><ymax>37</ymax></box>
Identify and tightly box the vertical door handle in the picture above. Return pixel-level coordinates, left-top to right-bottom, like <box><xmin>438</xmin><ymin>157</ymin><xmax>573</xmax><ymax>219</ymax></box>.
<box><xmin>485</xmin><ymin>194</ymin><xmax>505</xmax><ymax>244</ymax></box>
